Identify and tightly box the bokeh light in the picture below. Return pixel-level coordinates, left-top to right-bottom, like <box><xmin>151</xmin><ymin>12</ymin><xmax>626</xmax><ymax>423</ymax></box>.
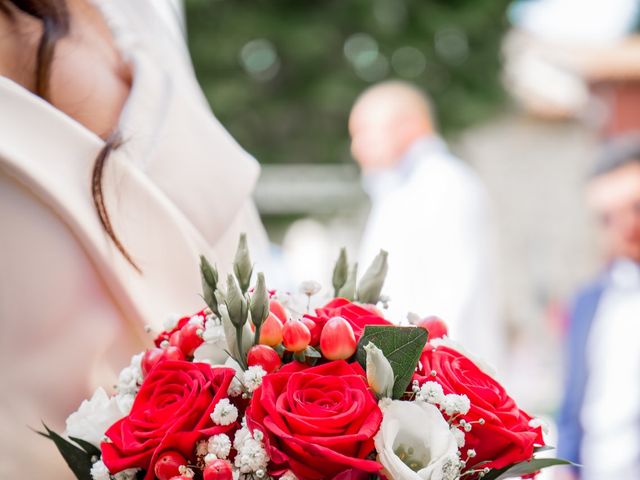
<box><xmin>239</xmin><ymin>38</ymin><xmax>281</xmax><ymax>81</ymax></box>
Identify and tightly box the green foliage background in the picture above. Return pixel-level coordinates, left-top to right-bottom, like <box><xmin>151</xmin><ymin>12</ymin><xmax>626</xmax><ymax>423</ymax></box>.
<box><xmin>185</xmin><ymin>0</ymin><xmax>511</xmax><ymax>165</ymax></box>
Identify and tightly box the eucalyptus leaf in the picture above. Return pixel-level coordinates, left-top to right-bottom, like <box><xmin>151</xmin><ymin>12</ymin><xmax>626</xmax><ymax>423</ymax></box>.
<box><xmin>338</xmin><ymin>262</ymin><xmax>358</xmax><ymax>300</ymax></box>
<box><xmin>356</xmin><ymin>325</ymin><xmax>427</xmax><ymax>399</ymax></box>
<box><xmin>356</xmin><ymin>250</ymin><xmax>388</xmax><ymax>304</ymax></box>
<box><xmin>332</xmin><ymin>248</ymin><xmax>349</xmax><ymax>297</ymax></box>
<box><xmin>484</xmin><ymin>457</ymin><xmax>573</xmax><ymax>480</ymax></box>
<box><xmin>36</xmin><ymin>424</ymin><xmax>93</xmax><ymax>480</ymax></box>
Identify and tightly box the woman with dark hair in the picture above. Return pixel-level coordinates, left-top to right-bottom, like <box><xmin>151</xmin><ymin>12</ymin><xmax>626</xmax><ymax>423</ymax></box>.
<box><xmin>0</xmin><ymin>0</ymin><xmax>268</xmax><ymax>477</ymax></box>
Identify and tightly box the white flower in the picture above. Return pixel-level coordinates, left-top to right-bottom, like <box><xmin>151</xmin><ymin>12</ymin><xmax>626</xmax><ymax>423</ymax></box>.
<box><xmin>188</xmin><ymin>314</ymin><xmax>204</xmax><ymax>326</ymax></box>
<box><xmin>529</xmin><ymin>417</ymin><xmax>550</xmax><ymax>436</ymax></box>
<box><xmin>116</xmin><ymin>353</ymin><xmax>143</xmax><ymax>396</ymax></box>
<box><xmin>196</xmin><ymin>440</ymin><xmax>209</xmax><ymax>457</ymax></box>
<box><xmin>113</xmin><ymin>468</ymin><xmax>140</xmax><ymax>480</ymax></box>
<box><xmin>439</xmin><ymin>456</ymin><xmax>462</xmax><ymax>480</ymax></box>
<box><xmin>208</xmin><ymin>433</ymin><xmax>232</xmax><ymax>459</ymax></box>
<box><xmin>441</xmin><ymin>394</ymin><xmax>470</xmax><ymax>416</ymax></box>
<box><xmin>243</xmin><ymin>366</ymin><xmax>266</xmax><ymax>393</ymax></box>
<box><xmin>233</xmin><ymin>424</ymin><xmax>253</xmax><ymax>450</ymax></box>
<box><xmin>193</xmin><ymin>317</ymin><xmax>229</xmax><ymax>365</ymax></box>
<box><xmin>374</xmin><ymin>400</ymin><xmax>458</xmax><ymax>480</ymax></box>
<box><xmin>364</xmin><ymin>342</ymin><xmax>394</xmax><ymax>398</ymax></box>
<box><xmin>430</xmin><ymin>337</ymin><xmax>497</xmax><ymax>379</ymax></box>
<box><xmin>417</xmin><ymin>381</ymin><xmax>445</xmax><ymax>405</ymax></box>
<box><xmin>228</xmin><ymin>374</ymin><xmax>244</xmax><ymax>397</ymax></box>
<box><xmin>66</xmin><ymin>387</ymin><xmax>128</xmax><ymax>448</ymax></box>
<box><xmin>235</xmin><ymin>437</ymin><xmax>269</xmax><ymax>473</ymax></box>
<box><xmin>163</xmin><ymin>313</ymin><xmax>181</xmax><ymax>331</ymax></box>
<box><xmin>90</xmin><ymin>460</ymin><xmax>110</xmax><ymax>480</ymax></box>
<box><xmin>115</xmin><ymin>393</ymin><xmax>135</xmax><ymax>415</ymax></box>
<box><xmin>299</xmin><ymin>280</ymin><xmax>321</xmax><ymax>296</ymax></box>
<box><xmin>211</xmin><ymin>399</ymin><xmax>239</xmax><ymax>426</ymax></box>
<box><xmin>451</xmin><ymin>427</ymin><xmax>465</xmax><ymax>448</ymax></box>
<box><xmin>280</xmin><ymin>470</ymin><xmax>299</xmax><ymax>480</ymax></box>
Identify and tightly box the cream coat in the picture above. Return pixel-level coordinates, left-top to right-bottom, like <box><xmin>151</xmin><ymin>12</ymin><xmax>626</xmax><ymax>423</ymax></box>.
<box><xmin>0</xmin><ymin>1</ymin><xmax>268</xmax><ymax>477</ymax></box>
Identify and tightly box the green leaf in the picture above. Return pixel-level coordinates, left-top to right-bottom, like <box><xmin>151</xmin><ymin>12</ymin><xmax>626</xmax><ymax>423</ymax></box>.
<box><xmin>483</xmin><ymin>457</ymin><xmax>574</xmax><ymax>480</ymax></box>
<box><xmin>68</xmin><ymin>436</ymin><xmax>101</xmax><ymax>458</ymax></box>
<box><xmin>303</xmin><ymin>345</ymin><xmax>322</xmax><ymax>358</ymax></box>
<box><xmin>533</xmin><ymin>445</ymin><xmax>554</xmax><ymax>453</ymax></box>
<box><xmin>36</xmin><ymin>423</ymin><xmax>94</xmax><ymax>480</ymax></box>
<box><xmin>356</xmin><ymin>325</ymin><xmax>427</xmax><ymax>399</ymax></box>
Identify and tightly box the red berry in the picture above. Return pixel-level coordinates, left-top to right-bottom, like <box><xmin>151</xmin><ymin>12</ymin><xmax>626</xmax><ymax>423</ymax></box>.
<box><xmin>177</xmin><ymin>323</ymin><xmax>204</xmax><ymax>357</ymax></box>
<box><xmin>269</xmin><ymin>299</ymin><xmax>289</xmax><ymax>324</ymax></box>
<box><xmin>301</xmin><ymin>317</ymin><xmax>320</xmax><ymax>346</ymax></box>
<box><xmin>141</xmin><ymin>346</ymin><xmax>186</xmax><ymax>377</ymax></box>
<box><xmin>320</xmin><ymin>316</ymin><xmax>356</xmax><ymax>360</ymax></box>
<box><xmin>259</xmin><ymin>313</ymin><xmax>284</xmax><ymax>347</ymax></box>
<box><xmin>169</xmin><ymin>330</ymin><xmax>182</xmax><ymax>348</ymax></box>
<box><xmin>247</xmin><ymin>345</ymin><xmax>281</xmax><ymax>373</ymax></box>
<box><xmin>282</xmin><ymin>319</ymin><xmax>311</xmax><ymax>352</ymax></box>
<box><xmin>417</xmin><ymin>316</ymin><xmax>448</xmax><ymax>340</ymax></box>
<box><xmin>203</xmin><ymin>459</ymin><xmax>233</xmax><ymax>480</ymax></box>
<box><xmin>154</xmin><ymin>451</ymin><xmax>187</xmax><ymax>480</ymax></box>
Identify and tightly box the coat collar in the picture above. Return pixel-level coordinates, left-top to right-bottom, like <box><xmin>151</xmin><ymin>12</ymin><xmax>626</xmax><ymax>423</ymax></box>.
<box><xmin>0</xmin><ymin>70</ymin><xmax>259</xmax><ymax>330</ymax></box>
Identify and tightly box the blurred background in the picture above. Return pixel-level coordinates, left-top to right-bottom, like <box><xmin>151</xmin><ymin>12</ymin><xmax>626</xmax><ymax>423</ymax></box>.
<box><xmin>183</xmin><ymin>0</ymin><xmax>640</xmax><ymax>444</ymax></box>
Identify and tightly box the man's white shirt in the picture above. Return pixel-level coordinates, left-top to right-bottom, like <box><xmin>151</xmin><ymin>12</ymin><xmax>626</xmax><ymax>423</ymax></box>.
<box><xmin>358</xmin><ymin>136</ymin><xmax>503</xmax><ymax>366</ymax></box>
<box><xmin>581</xmin><ymin>258</ymin><xmax>640</xmax><ymax>480</ymax></box>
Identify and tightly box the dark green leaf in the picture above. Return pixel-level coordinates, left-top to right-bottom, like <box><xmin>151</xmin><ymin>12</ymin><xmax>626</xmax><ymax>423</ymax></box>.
<box><xmin>303</xmin><ymin>345</ymin><xmax>322</xmax><ymax>358</ymax></box>
<box><xmin>68</xmin><ymin>436</ymin><xmax>101</xmax><ymax>458</ymax></box>
<box><xmin>356</xmin><ymin>325</ymin><xmax>427</xmax><ymax>399</ymax></box>
<box><xmin>36</xmin><ymin>423</ymin><xmax>93</xmax><ymax>480</ymax></box>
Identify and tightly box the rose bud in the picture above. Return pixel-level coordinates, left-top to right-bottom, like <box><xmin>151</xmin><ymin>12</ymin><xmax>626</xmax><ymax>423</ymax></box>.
<box><xmin>301</xmin><ymin>317</ymin><xmax>320</xmax><ymax>346</ymax></box>
<box><xmin>282</xmin><ymin>318</ymin><xmax>311</xmax><ymax>352</ymax></box>
<box><xmin>247</xmin><ymin>345</ymin><xmax>281</xmax><ymax>373</ymax></box>
<box><xmin>177</xmin><ymin>323</ymin><xmax>204</xmax><ymax>357</ymax></box>
<box><xmin>364</xmin><ymin>342</ymin><xmax>394</xmax><ymax>398</ymax></box>
<box><xmin>259</xmin><ymin>312</ymin><xmax>284</xmax><ymax>347</ymax></box>
<box><xmin>320</xmin><ymin>316</ymin><xmax>356</xmax><ymax>360</ymax></box>
<box><xmin>269</xmin><ymin>299</ymin><xmax>289</xmax><ymax>324</ymax></box>
<box><xmin>154</xmin><ymin>451</ymin><xmax>187</xmax><ymax>480</ymax></box>
<box><xmin>417</xmin><ymin>315</ymin><xmax>448</xmax><ymax>340</ymax></box>
<box><xmin>141</xmin><ymin>346</ymin><xmax>185</xmax><ymax>377</ymax></box>
<box><xmin>203</xmin><ymin>459</ymin><xmax>233</xmax><ymax>480</ymax></box>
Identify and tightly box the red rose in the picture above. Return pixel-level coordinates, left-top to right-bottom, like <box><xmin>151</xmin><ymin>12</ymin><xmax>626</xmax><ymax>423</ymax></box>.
<box><xmin>414</xmin><ymin>345</ymin><xmax>544</xmax><ymax>470</ymax></box>
<box><xmin>102</xmin><ymin>361</ymin><xmax>236</xmax><ymax>479</ymax></box>
<box><xmin>305</xmin><ymin>298</ymin><xmax>391</xmax><ymax>341</ymax></box>
<box><xmin>246</xmin><ymin>361</ymin><xmax>383</xmax><ymax>480</ymax></box>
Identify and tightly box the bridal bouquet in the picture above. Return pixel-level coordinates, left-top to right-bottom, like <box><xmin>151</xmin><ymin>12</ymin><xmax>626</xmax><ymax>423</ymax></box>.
<box><xmin>43</xmin><ymin>235</ymin><xmax>569</xmax><ymax>480</ymax></box>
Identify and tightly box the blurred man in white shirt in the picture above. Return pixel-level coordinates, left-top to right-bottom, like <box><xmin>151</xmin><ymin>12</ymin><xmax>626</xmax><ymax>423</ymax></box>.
<box><xmin>348</xmin><ymin>81</ymin><xmax>502</xmax><ymax>366</ymax></box>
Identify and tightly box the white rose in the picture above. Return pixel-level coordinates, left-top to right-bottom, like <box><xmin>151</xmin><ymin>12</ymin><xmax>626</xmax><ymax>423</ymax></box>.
<box><xmin>374</xmin><ymin>400</ymin><xmax>458</xmax><ymax>480</ymax></box>
<box><xmin>65</xmin><ymin>387</ymin><xmax>128</xmax><ymax>448</ymax></box>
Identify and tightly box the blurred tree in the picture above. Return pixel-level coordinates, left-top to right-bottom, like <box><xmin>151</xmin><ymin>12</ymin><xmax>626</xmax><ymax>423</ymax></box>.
<box><xmin>185</xmin><ymin>0</ymin><xmax>511</xmax><ymax>165</ymax></box>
